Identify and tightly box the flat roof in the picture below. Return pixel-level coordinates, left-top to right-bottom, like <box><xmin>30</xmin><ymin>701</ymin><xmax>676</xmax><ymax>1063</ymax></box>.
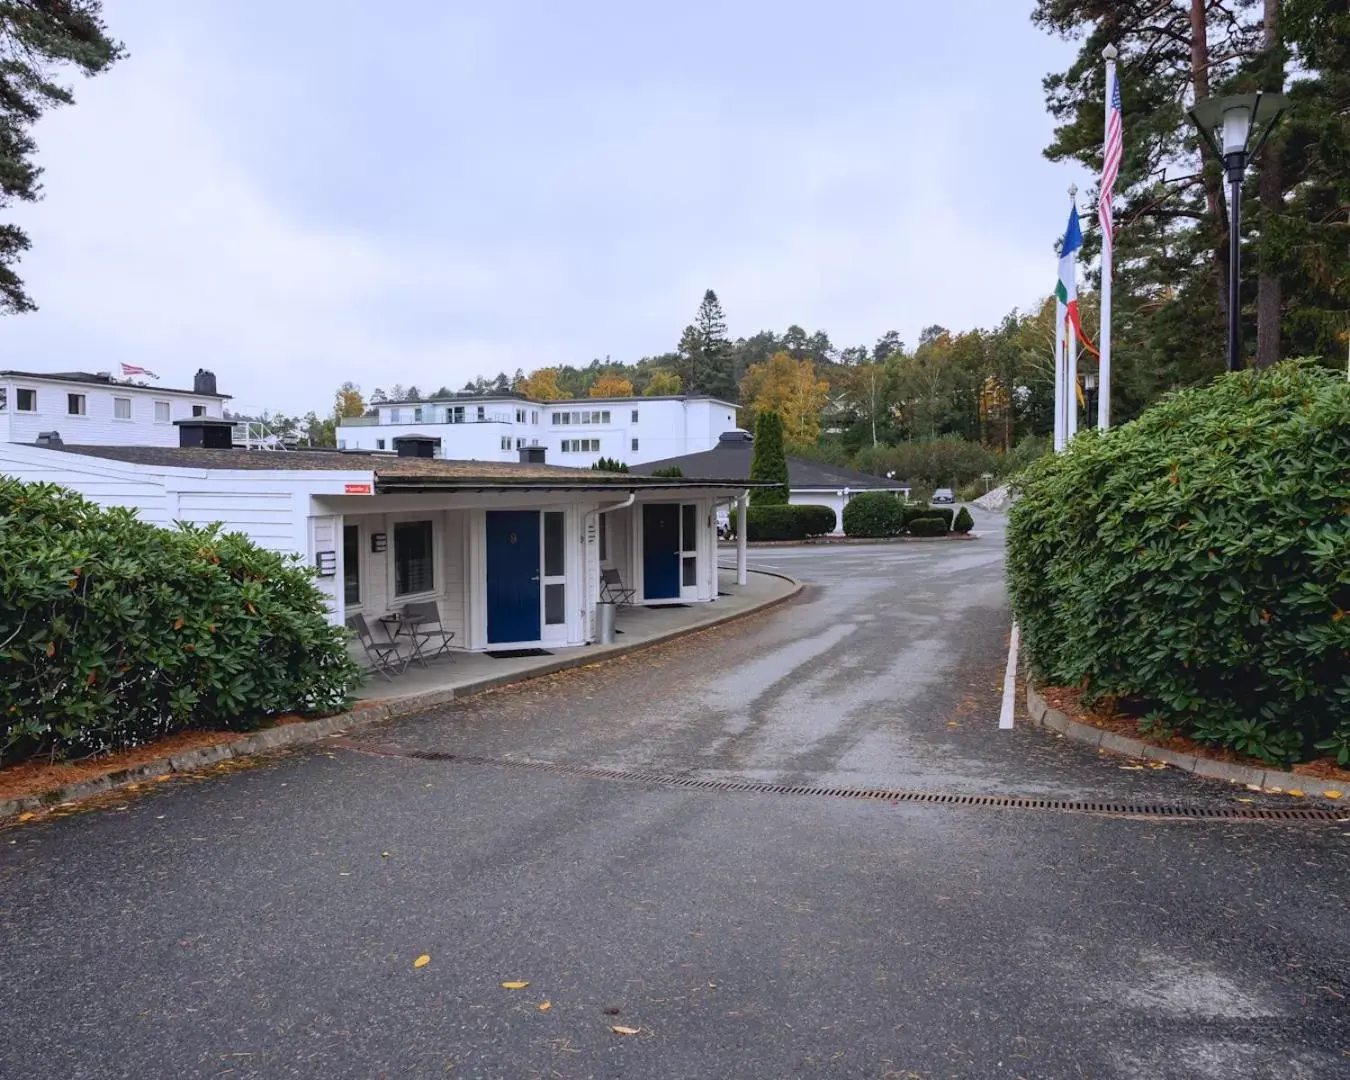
<box><xmin>50</xmin><ymin>445</ymin><xmax>760</xmax><ymax>493</ymax></box>
<box><xmin>374</xmin><ymin>393</ymin><xmax>738</xmax><ymax>410</ymax></box>
<box><xmin>0</xmin><ymin>370</ymin><xmax>231</xmax><ymax>399</ymax></box>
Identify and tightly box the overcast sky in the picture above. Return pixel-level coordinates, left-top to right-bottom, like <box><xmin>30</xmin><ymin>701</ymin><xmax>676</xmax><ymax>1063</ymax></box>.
<box><xmin>6</xmin><ymin>0</ymin><xmax>1092</xmax><ymax>415</ymax></box>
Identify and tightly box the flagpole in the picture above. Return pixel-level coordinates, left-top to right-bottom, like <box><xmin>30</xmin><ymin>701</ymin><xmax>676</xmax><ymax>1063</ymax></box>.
<box><xmin>1066</xmin><ymin>185</ymin><xmax>1079</xmax><ymax>441</ymax></box>
<box><xmin>1053</xmin><ymin>293</ymin><xmax>1065</xmax><ymax>452</ymax></box>
<box><xmin>1099</xmin><ymin>44</ymin><xmax>1117</xmax><ymax>430</ymax></box>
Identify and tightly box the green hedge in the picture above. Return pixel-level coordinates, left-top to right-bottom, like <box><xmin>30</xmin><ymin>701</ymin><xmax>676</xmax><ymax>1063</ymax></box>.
<box><xmin>842</xmin><ymin>492</ymin><xmax>905</xmax><ymax>537</ymax></box>
<box><xmin>907</xmin><ymin>516</ymin><xmax>948</xmax><ymax>537</ymax></box>
<box><xmin>1006</xmin><ymin>362</ymin><xmax>1350</xmax><ymax>765</ymax></box>
<box><xmin>0</xmin><ymin>478</ymin><xmax>362</xmax><ymax>765</ymax></box>
<box><xmin>953</xmin><ymin>506</ymin><xmax>974</xmax><ymax>534</ymax></box>
<box><xmin>900</xmin><ymin>504</ymin><xmax>954</xmax><ymax>530</ymax></box>
<box><xmin>734</xmin><ymin>504</ymin><xmax>836</xmax><ymax>541</ymax></box>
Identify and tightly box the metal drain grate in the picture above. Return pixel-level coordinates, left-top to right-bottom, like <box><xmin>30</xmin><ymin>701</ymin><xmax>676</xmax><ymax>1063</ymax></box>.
<box><xmin>335</xmin><ymin>742</ymin><xmax>1349</xmax><ymax>824</ymax></box>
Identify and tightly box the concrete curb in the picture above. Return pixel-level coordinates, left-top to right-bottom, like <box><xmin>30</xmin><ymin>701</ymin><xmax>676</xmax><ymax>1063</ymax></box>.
<box><xmin>718</xmin><ymin>534</ymin><xmax>976</xmax><ymax>549</ymax></box>
<box><xmin>1025</xmin><ymin>683</ymin><xmax>1345</xmax><ymax>800</ymax></box>
<box><xmin>0</xmin><ymin>571</ymin><xmax>803</xmax><ymax>823</ymax></box>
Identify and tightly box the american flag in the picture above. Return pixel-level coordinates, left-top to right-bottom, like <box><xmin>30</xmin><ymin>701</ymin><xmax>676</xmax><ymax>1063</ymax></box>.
<box><xmin>120</xmin><ymin>362</ymin><xmax>159</xmax><ymax>379</ymax></box>
<box><xmin>1100</xmin><ymin>69</ymin><xmax>1123</xmax><ymax>248</ymax></box>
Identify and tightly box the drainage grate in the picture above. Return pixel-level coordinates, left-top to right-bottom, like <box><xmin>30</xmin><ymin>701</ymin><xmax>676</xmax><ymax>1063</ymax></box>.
<box><xmin>332</xmin><ymin>743</ymin><xmax>1348</xmax><ymax>823</ymax></box>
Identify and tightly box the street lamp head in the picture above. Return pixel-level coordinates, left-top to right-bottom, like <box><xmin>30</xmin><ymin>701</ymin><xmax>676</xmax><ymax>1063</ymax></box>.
<box><xmin>1102</xmin><ymin>43</ymin><xmax>1118</xmax><ymax>60</ymax></box>
<box><xmin>1085</xmin><ymin>373</ymin><xmax>1097</xmax><ymax>391</ymax></box>
<box><xmin>1188</xmin><ymin>92</ymin><xmax>1288</xmax><ymax>170</ymax></box>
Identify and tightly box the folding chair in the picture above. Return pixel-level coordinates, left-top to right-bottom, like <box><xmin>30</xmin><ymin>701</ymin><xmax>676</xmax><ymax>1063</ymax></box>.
<box><xmin>402</xmin><ymin>600</ymin><xmax>456</xmax><ymax>661</ymax></box>
<box><xmin>600</xmin><ymin>567</ymin><xmax>637</xmax><ymax>606</ymax></box>
<box><xmin>346</xmin><ymin>613</ymin><xmax>408</xmax><ymax>681</ymax></box>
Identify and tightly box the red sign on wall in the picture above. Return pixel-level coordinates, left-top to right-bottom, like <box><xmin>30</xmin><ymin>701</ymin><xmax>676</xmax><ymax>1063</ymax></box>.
<box><xmin>344</xmin><ymin>483</ymin><xmax>373</xmax><ymax>495</ymax></box>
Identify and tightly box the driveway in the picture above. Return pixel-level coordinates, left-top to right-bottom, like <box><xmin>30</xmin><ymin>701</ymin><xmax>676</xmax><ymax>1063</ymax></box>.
<box><xmin>2</xmin><ymin>508</ymin><xmax>1347</xmax><ymax>1079</ymax></box>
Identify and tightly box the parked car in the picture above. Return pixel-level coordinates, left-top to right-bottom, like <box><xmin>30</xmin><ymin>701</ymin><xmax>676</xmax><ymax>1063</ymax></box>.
<box><xmin>931</xmin><ymin>488</ymin><xmax>955</xmax><ymax>504</ymax></box>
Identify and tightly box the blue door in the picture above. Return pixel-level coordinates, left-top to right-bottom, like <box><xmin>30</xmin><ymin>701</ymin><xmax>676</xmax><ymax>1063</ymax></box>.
<box><xmin>643</xmin><ymin>503</ymin><xmax>680</xmax><ymax>600</ymax></box>
<box><xmin>486</xmin><ymin>510</ymin><xmax>541</xmax><ymax>643</ymax></box>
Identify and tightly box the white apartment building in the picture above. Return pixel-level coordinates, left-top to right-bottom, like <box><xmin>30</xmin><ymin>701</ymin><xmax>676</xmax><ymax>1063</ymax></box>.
<box><xmin>0</xmin><ymin>369</ymin><xmax>228</xmax><ymax>447</ymax></box>
<box><xmin>337</xmin><ymin>394</ymin><xmax>739</xmax><ymax>467</ymax></box>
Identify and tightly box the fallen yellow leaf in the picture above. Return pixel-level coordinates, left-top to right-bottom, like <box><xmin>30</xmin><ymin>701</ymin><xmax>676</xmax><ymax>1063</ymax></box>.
<box><xmin>1322</xmin><ymin>790</ymin><xmax>1342</xmax><ymax>800</ymax></box>
<box><xmin>1266</xmin><ymin>787</ymin><xmax>1283</xmax><ymax>794</ymax></box>
<box><xmin>414</xmin><ymin>954</ymin><xmax>430</xmax><ymax>968</ymax></box>
<box><xmin>1236</xmin><ymin>798</ymin><xmax>1253</xmax><ymax>804</ymax></box>
<box><xmin>1119</xmin><ymin>765</ymin><xmax>1144</xmax><ymax>771</ymax></box>
<box><xmin>17</xmin><ymin>812</ymin><xmax>35</xmax><ymax>822</ymax></box>
<box><xmin>611</xmin><ymin>1025</ymin><xmax>640</xmax><ymax>1035</ymax></box>
<box><xmin>538</xmin><ymin>1001</ymin><xmax>551</xmax><ymax>1012</ymax></box>
<box><xmin>501</xmin><ymin>981</ymin><xmax>529</xmax><ymax>989</ymax></box>
<box><xmin>381</xmin><ymin>851</ymin><xmax>390</xmax><ymax>858</ymax></box>
<box><xmin>155</xmin><ymin>774</ymin><xmax>172</xmax><ymax>782</ymax></box>
<box><xmin>1287</xmin><ymin>789</ymin><xmax>1305</xmax><ymax>798</ymax></box>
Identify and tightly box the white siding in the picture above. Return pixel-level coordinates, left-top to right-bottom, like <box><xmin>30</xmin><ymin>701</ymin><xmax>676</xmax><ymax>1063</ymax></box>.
<box><xmin>0</xmin><ymin>443</ymin><xmax>171</xmax><ymax>523</ymax></box>
<box><xmin>1</xmin><ymin>378</ymin><xmax>224</xmax><ymax>448</ymax></box>
<box><xmin>310</xmin><ymin>515</ymin><xmax>340</xmax><ymax>617</ymax></box>
<box><xmin>175</xmin><ymin>491</ymin><xmax>299</xmax><ymax>549</ymax></box>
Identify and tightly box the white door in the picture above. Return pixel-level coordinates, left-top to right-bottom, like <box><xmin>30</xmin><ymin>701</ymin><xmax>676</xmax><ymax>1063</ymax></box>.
<box><xmin>541</xmin><ymin>510</ymin><xmax>568</xmax><ymax>646</ymax></box>
<box><xmin>679</xmin><ymin>503</ymin><xmax>700</xmax><ymax>602</ymax></box>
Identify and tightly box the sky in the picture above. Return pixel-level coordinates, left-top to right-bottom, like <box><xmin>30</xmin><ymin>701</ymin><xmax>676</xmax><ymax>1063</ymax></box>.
<box><xmin>5</xmin><ymin>0</ymin><xmax>1093</xmax><ymax>416</ymax></box>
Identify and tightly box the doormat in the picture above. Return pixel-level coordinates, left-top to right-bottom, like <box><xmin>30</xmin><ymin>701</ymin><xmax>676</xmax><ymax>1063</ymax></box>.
<box><xmin>484</xmin><ymin>648</ymin><xmax>554</xmax><ymax>659</ymax></box>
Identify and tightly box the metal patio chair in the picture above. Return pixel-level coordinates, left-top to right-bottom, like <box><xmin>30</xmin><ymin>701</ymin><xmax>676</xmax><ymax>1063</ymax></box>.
<box><xmin>401</xmin><ymin>600</ymin><xmax>456</xmax><ymax>661</ymax></box>
<box><xmin>346</xmin><ymin>613</ymin><xmax>408</xmax><ymax>681</ymax></box>
<box><xmin>600</xmin><ymin>567</ymin><xmax>637</xmax><ymax>607</ymax></box>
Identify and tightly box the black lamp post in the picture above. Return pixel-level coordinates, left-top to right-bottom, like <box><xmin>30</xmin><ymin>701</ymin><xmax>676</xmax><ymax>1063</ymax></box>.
<box><xmin>1187</xmin><ymin>92</ymin><xmax>1287</xmax><ymax>372</ymax></box>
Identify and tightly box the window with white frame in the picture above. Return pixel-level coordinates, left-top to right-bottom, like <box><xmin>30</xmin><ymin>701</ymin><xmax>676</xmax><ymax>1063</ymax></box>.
<box><xmin>515</xmin><ymin>437</ymin><xmax>526</xmax><ymax>449</ymax></box>
<box><xmin>113</xmin><ymin>397</ymin><xmax>132</xmax><ymax>419</ymax></box>
<box><xmin>500</xmin><ymin>436</ymin><xmax>512</xmax><ymax>450</ymax></box>
<box><xmin>561</xmin><ymin>438</ymin><xmax>600</xmax><ymax>453</ymax></box>
<box><xmin>0</xmin><ymin>389</ymin><xmax>6</xmax><ymax>411</ymax></box>
<box><xmin>515</xmin><ymin>408</ymin><xmax>526</xmax><ymax>423</ymax></box>
<box><xmin>476</xmin><ymin>405</ymin><xmax>485</xmax><ymax>421</ymax></box>
<box><xmin>393</xmin><ymin>520</ymin><xmax>434</xmax><ymax>596</ymax></box>
<box><xmin>631</xmin><ymin>408</ymin><xmax>639</xmax><ymax>423</ymax></box>
<box><xmin>413</xmin><ymin>406</ymin><xmax>423</xmax><ymax>422</ymax></box>
<box><xmin>192</xmin><ymin>405</ymin><xmax>206</xmax><ymax>417</ymax></box>
<box><xmin>631</xmin><ymin>438</ymin><xmax>639</xmax><ymax>452</ymax></box>
<box><xmin>376</xmin><ymin>438</ymin><xmax>386</xmax><ymax>450</ymax></box>
<box><xmin>450</xmin><ymin>405</ymin><xmax>465</xmax><ymax>423</ymax></box>
<box><xmin>67</xmin><ymin>393</ymin><xmax>86</xmax><ymax>416</ymax></box>
<box><xmin>531</xmin><ymin>410</ymin><xmax>539</xmax><ymax>424</ymax></box>
<box><xmin>16</xmin><ymin>388</ymin><xmax>36</xmax><ymax>412</ymax></box>
<box><xmin>154</xmin><ymin>400</ymin><xmax>170</xmax><ymax>422</ymax></box>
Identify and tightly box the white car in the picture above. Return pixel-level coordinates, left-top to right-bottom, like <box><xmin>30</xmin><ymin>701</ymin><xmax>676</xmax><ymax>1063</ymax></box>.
<box><xmin>931</xmin><ymin>488</ymin><xmax>955</xmax><ymax>504</ymax></box>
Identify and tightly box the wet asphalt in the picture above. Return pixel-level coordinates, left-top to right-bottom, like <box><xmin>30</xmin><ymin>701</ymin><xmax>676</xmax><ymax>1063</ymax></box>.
<box><xmin>2</xmin><ymin>508</ymin><xmax>1347</xmax><ymax>1080</ymax></box>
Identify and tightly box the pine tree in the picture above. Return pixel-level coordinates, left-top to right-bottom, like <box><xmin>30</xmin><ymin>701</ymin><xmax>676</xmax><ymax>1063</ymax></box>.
<box><xmin>693</xmin><ymin>290</ymin><xmax>735</xmax><ymax>399</ymax></box>
<box><xmin>748</xmin><ymin>410</ymin><xmax>790</xmax><ymax>506</ymax></box>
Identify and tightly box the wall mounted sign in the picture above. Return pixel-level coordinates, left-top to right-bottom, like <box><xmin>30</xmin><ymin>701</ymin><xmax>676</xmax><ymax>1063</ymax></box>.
<box><xmin>344</xmin><ymin>483</ymin><xmax>373</xmax><ymax>495</ymax></box>
<box><xmin>315</xmin><ymin>550</ymin><xmax>338</xmax><ymax>576</ymax></box>
<box><xmin>370</xmin><ymin>533</ymin><xmax>388</xmax><ymax>553</ymax></box>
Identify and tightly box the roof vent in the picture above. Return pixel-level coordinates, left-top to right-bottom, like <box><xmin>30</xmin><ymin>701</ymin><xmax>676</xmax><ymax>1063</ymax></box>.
<box><xmin>35</xmin><ymin>431</ymin><xmax>64</xmax><ymax>450</ymax></box>
<box><xmin>519</xmin><ymin>446</ymin><xmax>546</xmax><ymax>464</ymax></box>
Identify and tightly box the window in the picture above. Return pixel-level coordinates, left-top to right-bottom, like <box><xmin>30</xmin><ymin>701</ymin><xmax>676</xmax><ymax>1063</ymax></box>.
<box><xmin>681</xmin><ymin>504</ymin><xmax>698</xmax><ymax>587</ymax></box>
<box><xmin>113</xmin><ymin>397</ymin><xmax>132</xmax><ymax>419</ymax></box>
<box><xmin>601</xmin><ymin>410</ymin><xmax>610</xmax><ymax>424</ymax></box>
<box><xmin>598</xmin><ymin>513</ymin><xmax>608</xmax><ymax>562</ymax></box>
<box><xmin>476</xmin><ymin>405</ymin><xmax>485</xmax><ymax>421</ymax></box>
<box><xmin>516</xmin><ymin>437</ymin><xmax>526</xmax><ymax>449</ymax></box>
<box><xmin>515</xmin><ymin>408</ymin><xmax>526</xmax><ymax>423</ymax></box>
<box><xmin>631</xmin><ymin>409</ymin><xmax>639</xmax><ymax>423</ymax></box>
<box><xmin>531</xmin><ymin>410</ymin><xmax>539</xmax><ymax>424</ymax></box>
<box><xmin>543</xmin><ymin>512</ymin><xmax>565</xmax><ymax>626</ymax></box>
<box><xmin>343</xmin><ymin>525</ymin><xmax>361</xmax><ymax>606</ymax></box>
<box><xmin>393</xmin><ymin>520</ymin><xmax>434</xmax><ymax>596</ymax></box>
<box><xmin>154</xmin><ymin>400</ymin><xmax>170</xmax><ymax>422</ymax></box>
<box><xmin>0</xmin><ymin>389</ymin><xmax>5</xmax><ymax>411</ymax></box>
<box><xmin>192</xmin><ymin>405</ymin><xmax>206</xmax><ymax>417</ymax></box>
<box><xmin>450</xmin><ymin>406</ymin><xmax>465</xmax><ymax>423</ymax></box>
<box><xmin>501</xmin><ymin>436</ymin><xmax>512</xmax><ymax>451</ymax></box>
<box><xmin>631</xmin><ymin>438</ymin><xmax>639</xmax><ymax>453</ymax></box>
<box><xmin>376</xmin><ymin>438</ymin><xmax>386</xmax><ymax>450</ymax></box>
<box><xmin>67</xmin><ymin>393</ymin><xmax>86</xmax><ymax>416</ymax></box>
<box><xmin>562</xmin><ymin>438</ymin><xmax>598</xmax><ymax>453</ymax></box>
<box><xmin>16</xmin><ymin>388</ymin><xmax>36</xmax><ymax>412</ymax></box>
<box><xmin>413</xmin><ymin>407</ymin><xmax>423</xmax><ymax>422</ymax></box>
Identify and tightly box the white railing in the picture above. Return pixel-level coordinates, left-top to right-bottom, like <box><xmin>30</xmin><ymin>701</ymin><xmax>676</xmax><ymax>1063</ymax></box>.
<box><xmin>232</xmin><ymin>422</ymin><xmax>289</xmax><ymax>450</ymax></box>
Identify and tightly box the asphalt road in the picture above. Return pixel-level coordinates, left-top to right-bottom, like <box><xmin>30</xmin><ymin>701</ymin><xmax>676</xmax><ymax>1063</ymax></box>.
<box><xmin>3</xmin><ymin>508</ymin><xmax>1347</xmax><ymax>1080</ymax></box>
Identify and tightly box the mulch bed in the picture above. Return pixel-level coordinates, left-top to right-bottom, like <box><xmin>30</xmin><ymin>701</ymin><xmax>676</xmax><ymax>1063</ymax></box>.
<box><xmin>1039</xmin><ymin>685</ymin><xmax>1350</xmax><ymax>786</ymax></box>
<box><xmin>0</xmin><ymin>714</ymin><xmax>311</xmax><ymax>805</ymax></box>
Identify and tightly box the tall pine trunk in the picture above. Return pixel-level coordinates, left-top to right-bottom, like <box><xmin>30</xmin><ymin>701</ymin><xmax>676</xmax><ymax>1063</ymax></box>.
<box><xmin>1190</xmin><ymin>0</ymin><xmax>1230</xmax><ymax>327</ymax></box>
<box><xmin>1255</xmin><ymin>0</ymin><xmax>1283</xmax><ymax>370</ymax></box>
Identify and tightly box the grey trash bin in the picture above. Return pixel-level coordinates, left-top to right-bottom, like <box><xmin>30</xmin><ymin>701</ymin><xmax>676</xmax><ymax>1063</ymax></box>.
<box><xmin>596</xmin><ymin>601</ymin><xmax>617</xmax><ymax>645</ymax></box>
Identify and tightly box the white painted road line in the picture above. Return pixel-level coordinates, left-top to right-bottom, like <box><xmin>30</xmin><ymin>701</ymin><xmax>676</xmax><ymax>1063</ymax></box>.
<box><xmin>998</xmin><ymin>623</ymin><xmax>1020</xmax><ymax>730</ymax></box>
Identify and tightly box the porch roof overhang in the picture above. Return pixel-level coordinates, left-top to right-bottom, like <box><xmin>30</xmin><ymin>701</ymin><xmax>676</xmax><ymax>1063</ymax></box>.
<box><xmin>372</xmin><ymin>476</ymin><xmax>765</xmax><ymax>495</ymax></box>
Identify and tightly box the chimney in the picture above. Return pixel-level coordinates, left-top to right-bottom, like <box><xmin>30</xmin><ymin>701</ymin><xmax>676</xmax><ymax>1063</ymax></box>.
<box><xmin>193</xmin><ymin>369</ymin><xmax>218</xmax><ymax>397</ymax></box>
<box><xmin>35</xmin><ymin>431</ymin><xmax>64</xmax><ymax>450</ymax></box>
<box><xmin>392</xmin><ymin>435</ymin><xmax>438</xmax><ymax>458</ymax></box>
<box><xmin>518</xmin><ymin>445</ymin><xmax>546</xmax><ymax>464</ymax></box>
<box><xmin>174</xmin><ymin>418</ymin><xmax>235</xmax><ymax>449</ymax></box>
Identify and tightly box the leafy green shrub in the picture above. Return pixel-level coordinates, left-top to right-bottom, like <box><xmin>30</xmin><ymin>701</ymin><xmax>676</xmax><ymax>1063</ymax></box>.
<box><xmin>749</xmin><ymin>410</ymin><xmax>789</xmax><ymax>505</ymax></box>
<box><xmin>842</xmin><ymin>491</ymin><xmax>905</xmax><ymax>537</ymax></box>
<box><xmin>907</xmin><ymin>516</ymin><xmax>948</xmax><ymax>537</ymax></box>
<box><xmin>649</xmin><ymin>465</ymin><xmax>683</xmax><ymax>478</ymax></box>
<box><xmin>744</xmin><ymin>504</ymin><xmax>835</xmax><ymax>541</ymax></box>
<box><xmin>899</xmin><ymin>504</ymin><xmax>955</xmax><ymax>530</ymax></box>
<box><xmin>1007</xmin><ymin>362</ymin><xmax>1350</xmax><ymax>765</ymax></box>
<box><xmin>855</xmin><ymin>436</ymin><xmax>1000</xmax><ymax>489</ymax></box>
<box><xmin>592</xmin><ymin>457</ymin><xmax>630</xmax><ymax>473</ymax></box>
<box><xmin>0</xmin><ymin>479</ymin><xmax>362</xmax><ymax>765</ymax></box>
<box><xmin>953</xmin><ymin>506</ymin><xmax>974</xmax><ymax>534</ymax></box>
